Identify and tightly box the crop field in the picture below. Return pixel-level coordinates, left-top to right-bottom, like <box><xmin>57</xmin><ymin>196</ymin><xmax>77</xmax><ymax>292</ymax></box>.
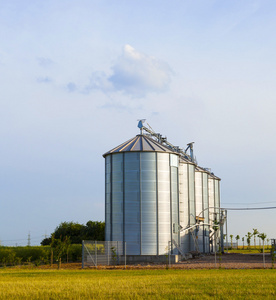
<box><xmin>0</xmin><ymin>268</ymin><xmax>275</xmax><ymax>299</ymax></box>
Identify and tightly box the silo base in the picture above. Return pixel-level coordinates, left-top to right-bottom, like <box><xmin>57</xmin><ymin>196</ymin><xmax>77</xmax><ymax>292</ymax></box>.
<box><xmin>124</xmin><ymin>255</ymin><xmax>181</xmax><ymax>264</ymax></box>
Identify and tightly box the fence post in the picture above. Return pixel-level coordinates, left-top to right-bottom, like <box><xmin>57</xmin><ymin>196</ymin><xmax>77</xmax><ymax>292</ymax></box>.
<box><xmin>168</xmin><ymin>241</ymin><xmax>171</xmax><ymax>268</ymax></box>
<box><xmin>117</xmin><ymin>241</ymin><xmax>119</xmax><ymax>265</ymax></box>
<box><xmin>225</xmin><ymin>210</ymin><xmax>228</xmax><ymax>253</ymax></box>
<box><xmin>124</xmin><ymin>242</ymin><xmax>126</xmax><ymax>269</ymax></box>
<box><xmin>107</xmin><ymin>241</ymin><xmax>110</xmax><ymax>266</ymax></box>
<box><xmin>95</xmin><ymin>241</ymin><xmax>97</xmax><ymax>269</ymax></box>
<box><xmin>82</xmin><ymin>240</ymin><xmax>84</xmax><ymax>269</ymax></box>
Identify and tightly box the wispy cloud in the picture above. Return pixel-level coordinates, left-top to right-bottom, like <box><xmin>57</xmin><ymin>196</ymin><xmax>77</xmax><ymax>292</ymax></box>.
<box><xmin>37</xmin><ymin>57</ymin><xmax>54</xmax><ymax>67</ymax></box>
<box><xmin>37</xmin><ymin>76</ymin><xmax>53</xmax><ymax>83</ymax></box>
<box><xmin>67</xmin><ymin>82</ymin><xmax>77</xmax><ymax>92</ymax></box>
<box><xmin>86</xmin><ymin>45</ymin><xmax>173</xmax><ymax>97</ymax></box>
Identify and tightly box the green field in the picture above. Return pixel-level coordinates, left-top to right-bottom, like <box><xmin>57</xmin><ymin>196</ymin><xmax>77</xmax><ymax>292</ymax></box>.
<box><xmin>225</xmin><ymin>246</ymin><xmax>272</xmax><ymax>254</ymax></box>
<box><xmin>0</xmin><ymin>269</ymin><xmax>275</xmax><ymax>299</ymax></box>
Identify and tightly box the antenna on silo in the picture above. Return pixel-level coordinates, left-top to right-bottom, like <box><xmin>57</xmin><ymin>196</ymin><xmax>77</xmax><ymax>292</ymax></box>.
<box><xmin>185</xmin><ymin>142</ymin><xmax>195</xmax><ymax>162</ymax></box>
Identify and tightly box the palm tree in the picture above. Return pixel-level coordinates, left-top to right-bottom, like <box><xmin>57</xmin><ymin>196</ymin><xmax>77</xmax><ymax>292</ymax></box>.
<box><xmin>242</xmin><ymin>237</ymin><xmax>245</xmax><ymax>249</ymax></box>
<box><xmin>266</xmin><ymin>238</ymin><xmax>270</xmax><ymax>250</ymax></box>
<box><xmin>252</xmin><ymin>228</ymin><xmax>259</xmax><ymax>249</ymax></box>
<box><xmin>230</xmin><ymin>235</ymin><xmax>233</xmax><ymax>249</ymax></box>
<box><xmin>235</xmin><ymin>235</ymin><xmax>240</xmax><ymax>250</ymax></box>
<box><xmin>258</xmin><ymin>233</ymin><xmax>267</xmax><ymax>268</ymax></box>
<box><xmin>246</xmin><ymin>232</ymin><xmax>252</xmax><ymax>250</ymax></box>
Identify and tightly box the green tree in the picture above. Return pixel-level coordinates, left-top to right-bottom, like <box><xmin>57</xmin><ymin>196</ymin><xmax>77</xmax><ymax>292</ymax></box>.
<box><xmin>53</xmin><ymin>222</ymin><xmax>84</xmax><ymax>244</ymax></box>
<box><xmin>235</xmin><ymin>235</ymin><xmax>240</xmax><ymax>249</ymax></box>
<box><xmin>242</xmin><ymin>237</ymin><xmax>245</xmax><ymax>249</ymax></box>
<box><xmin>50</xmin><ymin>235</ymin><xmax>55</xmax><ymax>266</ymax></box>
<box><xmin>258</xmin><ymin>233</ymin><xmax>267</xmax><ymax>268</ymax></box>
<box><xmin>49</xmin><ymin>236</ymin><xmax>69</xmax><ymax>269</ymax></box>
<box><xmin>41</xmin><ymin>221</ymin><xmax>105</xmax><ymax>245</ymax></box>
<box><xmin>64</xmin><ymin>236</ymin><xmax>71</xmax><ymax>263</ymax></box>
<box><xmin>252</xmin><ymin>228</ymin><xmax>259</xmax><ymax>249</ymax></box>
<box><xmin>246</xmin><ymin>232</ymin><xmax>252</xmax><ymax>250</ymax></box>
<box><xmin>84</xmin><ymin>221</ymin><xmax>105</xmax><ymax>241</ymax></box>
<box><xmin>266</xmin><ymin>238</ymin><xmax>270</xmax><ymax>250</ymax></box>
<box><xmin>230</xmin><ymin>235</ymin><xmax>233</xmax><ymax>249</ymax></box>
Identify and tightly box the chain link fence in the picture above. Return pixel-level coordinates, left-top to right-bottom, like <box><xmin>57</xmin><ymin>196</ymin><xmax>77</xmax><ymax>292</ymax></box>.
<box><xmin>82</xmin><ymin>241</ymin><xmax>126</xmax><ymax>268</ymax></box>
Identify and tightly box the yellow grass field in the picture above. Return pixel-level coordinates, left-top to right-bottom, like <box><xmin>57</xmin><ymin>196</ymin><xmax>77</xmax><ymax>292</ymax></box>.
<box><xmin>0</xmin><ymin>268</ymin><xmax>276</xmax><ymax>299</ymax></box>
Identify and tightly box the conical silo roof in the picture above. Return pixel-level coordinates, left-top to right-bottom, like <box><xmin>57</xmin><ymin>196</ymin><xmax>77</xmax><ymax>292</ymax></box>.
<box><xmin>195</xmin><ymin>165</ymin><xmax>221</xmax><ymax>180</ymax></box>
<box><xmin>103</xmin><ymin>134</ymin><xmax>176</xmax><ymax>157</ymax></box>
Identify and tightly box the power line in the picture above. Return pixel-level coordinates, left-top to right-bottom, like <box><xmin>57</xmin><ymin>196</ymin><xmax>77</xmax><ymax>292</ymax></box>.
<box><xmin>223</xmin><ymin>201</ymin><xmax>276</xmax><ymax>205</ymax></box>
<box><xmin>222</xmin><ymin>206</ymin><xmax>276</xmax><ymax>210</ymax></box>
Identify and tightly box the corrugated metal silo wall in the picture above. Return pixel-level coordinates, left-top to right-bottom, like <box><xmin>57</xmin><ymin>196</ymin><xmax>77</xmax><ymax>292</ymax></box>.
<box><xmin>105</xmin><ymin>155</ymin><xmax>111</xmax><ymax>242</ymax></box>
<box><xmin>179</xmin><ymin>161</ymin><xmax>196</xmax><ymax>253</ymax></box>
<box><xmin>214</xmin><ymin>178</ymin><xmax>221</xmax><ymax>250</ymax></box>
<box><xmin>202</xmin><ymin>172</ymin><xmax>210</xmax><ymax>253</ymax></box>
<box><xmin>195</xmin><ymin>171</ymin><xmax>210</xmax><ymax>253</ymax></box>
<box><xmin>105</xmin><ymin>151</ymin><xmax>180</xmax><ymax>255</ymax></box>
<box><xmin>125</xmin><ymin>152</ymin><xmax>140</xmax><ymax>254</ymax></box>
<box><xmin>195</xmin><ymin>171</ymin><xmax>204</xmax><ymax>252</ymax></box>
<box><xmin>208</xmin><ymin>177</ymin><xmax>221</xmax><ymax>252</ymax></box>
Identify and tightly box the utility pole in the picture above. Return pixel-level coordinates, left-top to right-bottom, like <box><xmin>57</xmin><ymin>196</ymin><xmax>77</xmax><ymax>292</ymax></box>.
<box><xmin>27</xmin><ymin>231</ymin><xmax>31</xmax><ymax>246</ymax></box>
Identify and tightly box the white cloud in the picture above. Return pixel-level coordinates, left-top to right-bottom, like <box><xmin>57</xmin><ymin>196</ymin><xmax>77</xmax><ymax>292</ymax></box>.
<box><xmin>84</xmin><ymin>71</ymin><xmax>113</xmax><ymax>94</ymax></box>
<box><xmin>109</xmin><ymin>45</ymin><xmax>172</xmax><ymax>96</ymax></box>
<box><xmin>86</xmin><ymin>45</ymin><xmax>172</xmax><ymax>97</ymax></box>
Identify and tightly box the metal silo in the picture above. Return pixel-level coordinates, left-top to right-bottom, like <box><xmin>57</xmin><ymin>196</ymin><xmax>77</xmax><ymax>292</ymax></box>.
<box><xmin>195</xmin><ymin>166</ymin><xmax>210</xmax><ymax>253</ymax></box>
<box><xmin>103</xmin><ymin>121</ymin><xmax>223</xmax><ymax>259</ymax></box>
<box><xmin>179</xmin><ymin>158</ymin><xmax>196</xmax><ymax>253</ymax></box>
<box><xmin>208</xmin><ymin>173</ymin><xmax>221</xmax><ymax>252</ymax></box>
<box><xmin>103</xmin><ymin>133</ymin><xmax>180</xmax><ymax>255</ymax></box>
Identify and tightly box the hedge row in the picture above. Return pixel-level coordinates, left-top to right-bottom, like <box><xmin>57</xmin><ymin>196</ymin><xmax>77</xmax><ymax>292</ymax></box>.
<box><xmin>0</xmin><ymin>245</ymin><xmax>82</xmax><ymax>267</ymax></box>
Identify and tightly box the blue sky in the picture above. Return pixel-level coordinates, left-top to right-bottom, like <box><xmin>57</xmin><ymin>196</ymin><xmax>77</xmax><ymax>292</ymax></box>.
<box><xmin>1</xmin><ymin>0</ymin><xmax>276</xmax><ymax>245</ymax></box>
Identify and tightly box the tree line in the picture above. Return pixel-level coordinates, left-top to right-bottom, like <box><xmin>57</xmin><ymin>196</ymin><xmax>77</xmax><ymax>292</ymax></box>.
<box><xmin>41</xmin><ymin>221</ymin><xmax>105</xmax><ymax>245</ymax></box>
<box><xmin>228</xmin><ymin>228</ymin><xmax>270</xmax><ymax>250</ymax></box>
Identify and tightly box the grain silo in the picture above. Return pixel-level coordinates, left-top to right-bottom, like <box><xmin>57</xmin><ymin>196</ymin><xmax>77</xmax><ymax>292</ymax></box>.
<box><xmin>208</xmin><ymin>173</ymin><xmax>221</xmax><ymax>252</ymax></box>
<box><xmin>103</xmin><ymin>121</ymin><xmax>224</xmax><ymax>258</ymax></box>
<box><xmin>179</xmin><ymin>157</ymin><xmax>196</xmax><ymax>253</ymax></box>
<box><xmin>194</xmin><ymin>166</ymin><xmax>209</xmax><ymax>253</ymax></box>
<box><xmin>103</xmin><ymin>134</ymin><xmax>180</xmax><ymax>255</ymax></box>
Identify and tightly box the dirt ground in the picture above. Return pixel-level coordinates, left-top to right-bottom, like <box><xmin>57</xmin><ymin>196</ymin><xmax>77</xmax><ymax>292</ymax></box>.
<box><xmin>37</xmin><ymin>253</ymin><xmax>275</xmax><ymax>270</ymax></box>
<box><xmin>176</xmin><ymin>253</ymin><xmax>274</xmax><ymax>269</ymax></box>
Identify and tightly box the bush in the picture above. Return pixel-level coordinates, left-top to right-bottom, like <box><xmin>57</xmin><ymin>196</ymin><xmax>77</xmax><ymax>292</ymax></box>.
<box><xmin>65</xmin><ymin>244</ymin><xmax>82</xmax><ymax>262</ymax></box>
<box><xmin>0</xmin><ymin>245</ymin><xmax>82</xmax><ymax>266</ymax></box>
<box><xmin>0</xmin><ymin>248</ymin><xmax>16</xmax><ymax>266</ymax></box>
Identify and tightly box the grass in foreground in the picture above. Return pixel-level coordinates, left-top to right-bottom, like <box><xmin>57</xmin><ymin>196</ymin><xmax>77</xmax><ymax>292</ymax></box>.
<box><xmin>0</xmin><ymin>269</ymin><xmax>276</xmax><ymax>299</ymax></box>
<box><xmin>226</xmin><ymin>246</ymin><xmax>272</xmax><ymax>254</ymax></box>
<box><xmin>226</xmin><ymin>249</ymin><xmax>271</xmax><ymax>254</ymax></box>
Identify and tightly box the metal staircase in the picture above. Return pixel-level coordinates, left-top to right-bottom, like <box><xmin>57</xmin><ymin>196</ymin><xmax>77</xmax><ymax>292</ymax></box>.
<box><xmin>171</xmin><ymin>239</ymin><xmax>187</xmax><ymax>259</ymax></box>
<box><xmin>190</xmin><ymin>229</ymin><xmax>200</xmax><ymax>252</ymax></box>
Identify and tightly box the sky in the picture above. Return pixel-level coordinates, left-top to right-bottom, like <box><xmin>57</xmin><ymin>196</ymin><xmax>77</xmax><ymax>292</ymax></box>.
<box><xmin>1</xmin><ymin>0</ymin><xmax>276</xmax><ymax>246</ymax></box>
